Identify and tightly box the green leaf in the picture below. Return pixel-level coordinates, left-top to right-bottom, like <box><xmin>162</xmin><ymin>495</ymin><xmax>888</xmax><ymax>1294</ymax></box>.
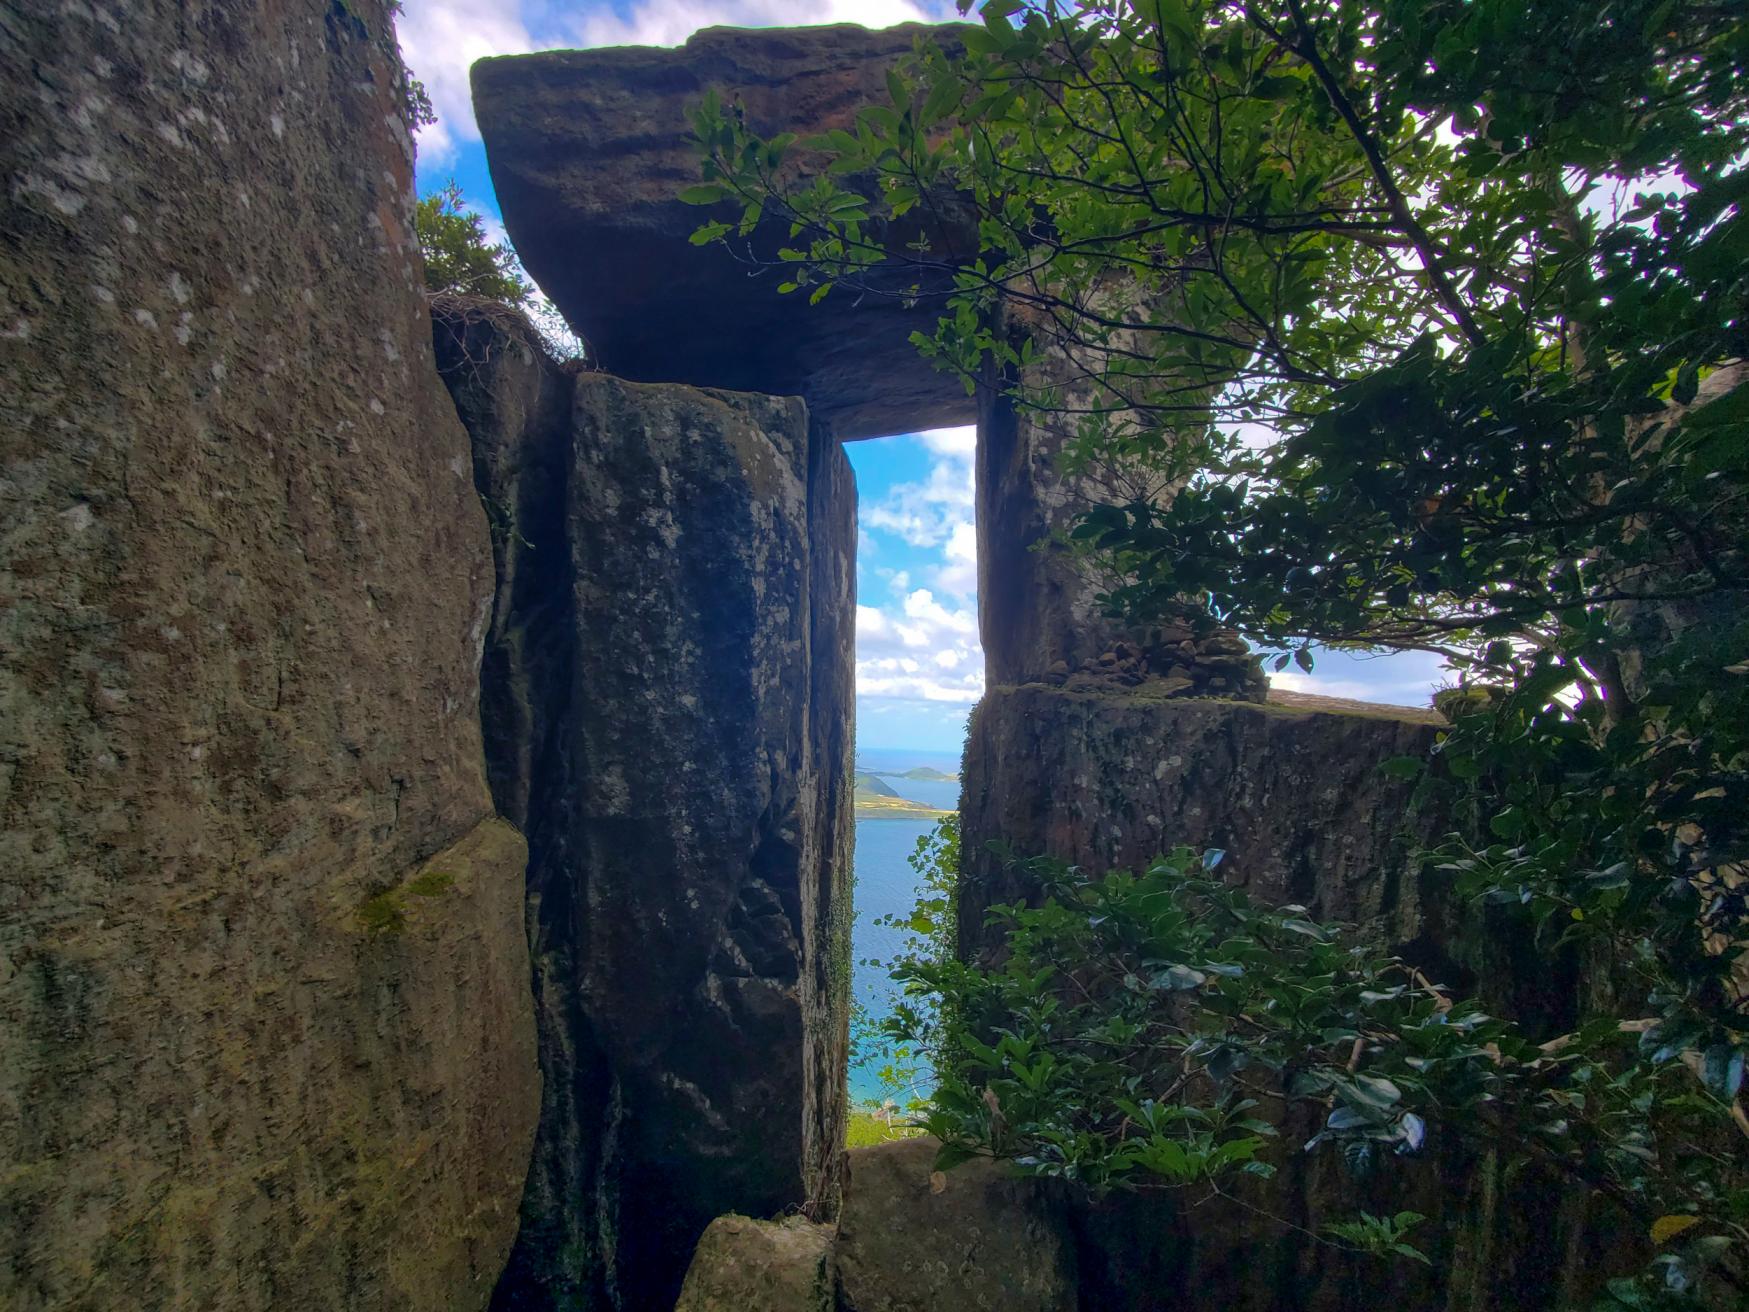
<box><xmin>922</xmin><ymin>76</ymin><xmax>961</xmax><ymax>125</ymax></box>
<box><xmin>677</xmin><ymin>183</ymin><xmax>728</xmax><ymax>205</ymax></box>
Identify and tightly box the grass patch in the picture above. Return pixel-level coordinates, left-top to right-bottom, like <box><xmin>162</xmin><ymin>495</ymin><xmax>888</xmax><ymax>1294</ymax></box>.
<box><xmin>846</xmin><ymin>1108</ymin><xmax>923</xmax><ymax>1148</ymax></box>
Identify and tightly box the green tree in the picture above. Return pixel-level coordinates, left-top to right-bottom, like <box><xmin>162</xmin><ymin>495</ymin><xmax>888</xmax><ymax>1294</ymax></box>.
<box><xmin>688</xmin><ymin>0</ymin><xmax>1748</xmax><ymax>1301</ymax></box>
<box><xmin>414</xmin><ymin>182</ymin><xmax>530</xmax><ymax>304</ymax></box>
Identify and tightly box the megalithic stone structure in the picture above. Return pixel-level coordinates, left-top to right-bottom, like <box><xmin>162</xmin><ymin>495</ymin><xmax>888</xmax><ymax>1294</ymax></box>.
<box><xmin>433</xmin><ymin>300</ymin><xmax>857</xmax><ymax>1312</ymax></box>
<box><xmin>472</xmin><ymin>25</ymin><xmax>979</xmax><ymax>442</ymax></box>
<box><xmin>474</xmin><ymin>24</ymin><xmax>1261</xmax><ymax>703</ymax></box>
<box><xmin>468</xmin><ymin>20</ymin><xmax>1440</xmax><ymax>1312</ymax></box>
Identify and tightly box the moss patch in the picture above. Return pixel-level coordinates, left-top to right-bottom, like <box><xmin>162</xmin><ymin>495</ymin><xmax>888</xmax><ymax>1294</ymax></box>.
<box><xmin>357</xmin><ymin>892</ymin><xmax>407</xmax><ymax>936</ymax></box>
<box><xmin>349</xmin><ymin>824</ymin><xmax>512</xmax><ymax>937</ymax></box>
<box><xmin>407</xmin><ymin>869</ymin><xmax>456</xmax><ymax>898</ymax></box>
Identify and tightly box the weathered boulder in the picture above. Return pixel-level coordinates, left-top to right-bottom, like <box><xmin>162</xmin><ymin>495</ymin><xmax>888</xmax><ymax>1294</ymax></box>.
<box><xmin>834</xmin><ymin>1139</ymin><xmax>1076</xmax><ymax>1312</ymax></box>
<box><xmin>673</xmin><ymin>1215</ymin><xmax>834</xmax><ymax>1312</ymax></box>
<box><xmin>433</xmin><ymin>304</ymin><xmax>856</xmax><ymax>1312</ymax></box>
<box><xmin>0</xmin><ymin>3</ymin><xmax>538</xmax><ymax>1309</ymax></box>
<box><xmin>473</xmin><ymin>24</ymin><xmax>977</xmax><ymax>440</ymax></box>
<box><xmin>958</xmin><ymin>684</ymin><xmax>1445</xmax><ymax>960</ymax></box>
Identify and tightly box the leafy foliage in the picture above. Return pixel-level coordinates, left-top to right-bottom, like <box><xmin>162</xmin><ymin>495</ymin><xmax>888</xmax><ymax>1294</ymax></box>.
<box><xmin>688</xmin><ymin>0</ymin><xmax>1748</xmax><ymax>1299</ymax></box>
<box><xmin>886</xmin><ymin>848</ymin><xmax>1743</xmax><ymax>1288</ymax></box>
<box><xmin>1323</xmin><ymin>1210</ymin><xmax>1430</xmax><ymax>1266</ymax></box>
<box><xmin>414</xmin><ymin>182</ymin><xmax>531</xmax><ymax>305</ymax></box>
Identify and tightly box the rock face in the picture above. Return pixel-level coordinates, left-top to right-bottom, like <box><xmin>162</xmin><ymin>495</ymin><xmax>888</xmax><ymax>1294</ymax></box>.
<box><xmin>433</xmin><ymin>305</ymin><xmax>856</xmax><ymax>1311</ymax></box>
<box><xmin>673</xmin><ymin>1215</ymin><xmax>834</xmax><ymax>1312</ymax></box>
<box><xmin>801</xmin><ymin>424</ymin><xmax>859</xmax><ymax>1214</ymax></box>
<box><xmin>678</xmin><ymin>1136</ymin><xmax>1623</xmax><ymax>1312</ymax></box>
<box><xmin>0</xmin><ymin>4</ymin><xmax>538</xmax><ymax>1310</ymax></box>
<box><xmin>472</xmin><ymin>25</ymin><xmax>977</xmax><ymax>441</ymax></box>
<box><xmin>958</xmin><ymin>685</ymin><xmax>1445</xmax><ymax>960</ymax></box>
<box><xmin>952</xmin><ymin>683</ymin><xmax>1627</xmax><ymax>1308</ymax></box>
<box><xmin>977</xmin><ymin>291</ymin><xmax>1269</xmax><ymax>695</ymax></box>
<box><xmin>835</xmin><ymin>1140</ymin><xmax>1077</xmax><ymax>1312</ymax></box>
<box><xmin>977</xmin><ymin>373</ymin><xmax>1129</xmax><ymax>687</ymax></box>
<box><xmin>669</xmin><ymin>1143</ymin><xmax>1078</xmax><ymax>1312</ymax></box>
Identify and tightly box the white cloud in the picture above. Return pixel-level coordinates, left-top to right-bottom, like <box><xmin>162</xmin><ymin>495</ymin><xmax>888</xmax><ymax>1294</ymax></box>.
<box><xmin>932</xmin><ymin>519</ymin><xmax>977</xmax><ymax>599</ymax></box>
<box><xmin>398</xmin><ymin>1</ymin><xmax>537</xmax><ymax>164</ymax></box>
<box><xmin>856</xmin><ymin>587</ymin><xmax>982</xmax><ymax>704</ymax></box>
<box><xmin>1268</xmin><ymin>650</ymin><xmax>1447</xmax><ymax>709</ymax></box>
<box><xmin>862</xmin><ymin>426</ymin><xmax>975</xmax><ymax>549</ymax></box>
<box><xmin>855</xmin><ymin>426</ymin><xmax>984</xmax><ymax>713</ymax></box>
<box><xmin>916</xmin><ymin>424</ymin><xmax>976</xmax><ymax>457</ymax></box>
<box><xmin>477</xmin><ymin>213</ymin><xmax>512</xmax><ymax>248</ymax></box>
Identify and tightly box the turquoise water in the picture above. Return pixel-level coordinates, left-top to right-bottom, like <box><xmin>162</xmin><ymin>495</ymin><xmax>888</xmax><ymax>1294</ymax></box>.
<box><xmin>847</xmin><ymin>747</ymin><xmax>961</xmax><ymax>1106</ymax></box>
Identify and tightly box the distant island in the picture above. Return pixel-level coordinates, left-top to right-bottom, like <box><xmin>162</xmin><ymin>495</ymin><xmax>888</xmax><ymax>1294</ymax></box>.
<box><xmin>855</xmin><ymin>765</ymin><xmax>960</xmax><ymax>783</ymax></box>
<box><xmin>853</xmin><ymin>771</ymin><xmax>954</xmax><ymax>821</ymax></box>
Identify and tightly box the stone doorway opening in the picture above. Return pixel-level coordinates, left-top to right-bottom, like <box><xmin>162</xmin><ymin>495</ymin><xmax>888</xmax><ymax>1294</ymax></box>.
<box><xmin>839</xmin><ymin>426</ymin><xmax>980</xmax><ymax>1121</ymax></box>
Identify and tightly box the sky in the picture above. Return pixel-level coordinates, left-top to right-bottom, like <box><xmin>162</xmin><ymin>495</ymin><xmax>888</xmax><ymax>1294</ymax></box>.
<box><xmin>401</xmin><ymin>0</ymin><xmax>1448</xmax><ymax>753</ymax></box>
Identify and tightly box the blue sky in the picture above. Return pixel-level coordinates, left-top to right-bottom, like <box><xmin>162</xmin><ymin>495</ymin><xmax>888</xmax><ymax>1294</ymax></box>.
<box><xmin>403</xmin><ymin>0</ymin><xmax>1447</xmax><ymax>753</ymax></box>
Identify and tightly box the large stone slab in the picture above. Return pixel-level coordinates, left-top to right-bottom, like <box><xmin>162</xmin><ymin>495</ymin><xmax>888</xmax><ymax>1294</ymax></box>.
<box><xmin>0</xmin><ymin>4</ymin><xmax>538</xmax><ymax>1308</ymax></box>
<box><xmin>958</xmin><ymin>685</ymin><xmax>1445</xmax><ymax>959</ymax></box>
<box><xmin>434</xmin><ymin>304</ymin><xmax>856</xmax><ymax>1311</ymax></box>
<box><xmin>473</xmin><ymin>24</ymin><xmax>976</xmax><ymax>440</ymax></box>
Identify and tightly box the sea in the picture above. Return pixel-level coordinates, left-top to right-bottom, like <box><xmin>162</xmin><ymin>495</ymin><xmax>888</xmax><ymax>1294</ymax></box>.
<box><xmin>848</xmin><ymin>746</ymin><xmax>962</xmax><ymax>1106</ymax></box>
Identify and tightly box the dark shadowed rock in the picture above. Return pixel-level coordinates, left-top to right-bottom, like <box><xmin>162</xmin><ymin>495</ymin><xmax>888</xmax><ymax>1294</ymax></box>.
<box><xmin>433</xmin><ymin>305</ymin><xmax>856</xmax><ymax>1311</ymax></box>
<box><xmin>558</xmin><ymin>376</ymin><xmax>837</xmax><ymax>1311</ymax></box>
<box><xmin>430</xmin><ymin>296</ymin><xmax>578</xmax><ymax>832</ymax></box>
<box><xmin>473</xmin><ymin>24</ymin><xmax>978</xmax><ymax>440</ymax></box>
<box><xmin>0</xmin><ymin>4</ymin><xmax>538</xmax><ymax>1308</ymax></box>
<box><xmin>835</xmin><ymin>1139</ymin><xmax>1075</xmax><ymax>1312</ymax></box>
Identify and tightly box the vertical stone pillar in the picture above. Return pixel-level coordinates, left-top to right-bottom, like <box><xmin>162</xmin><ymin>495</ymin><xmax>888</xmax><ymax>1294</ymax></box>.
<box><xmin>560</xmin><ymin>378</ymin><xmax>819</xmax><ymax>1311</ymax></box>
<box><xmin>977</xmin><ymin>353</ymin><xmax>1151</xmax><ymax>686</ymax></box>
<box><xmin>975</xmin><ymin>301</ymin><xmax>1267</xmax><ymax>699</ymax></box>
<box><xmin>801</xmin><ymin>422</ymin><xmax>857</xmax><ymax>1218</ymax></box>
<box><xmin>441</xmin><ymin>340</ymin><xmax>858</xmax><ymax>1310</ymax></box>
